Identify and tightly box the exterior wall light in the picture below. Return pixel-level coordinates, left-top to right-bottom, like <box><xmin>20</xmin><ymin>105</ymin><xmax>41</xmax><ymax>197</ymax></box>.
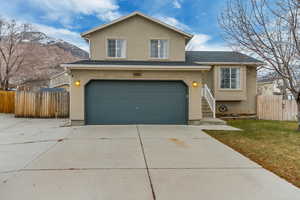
<box><xmin>75</xmin><ymin>80</ymin><xmax>81</xmax><ymax>86</ymax></box>
<box><xmin>192</xmin><ymin>81</ymin><xmax>199</xmax><ymax>88</ymax></box>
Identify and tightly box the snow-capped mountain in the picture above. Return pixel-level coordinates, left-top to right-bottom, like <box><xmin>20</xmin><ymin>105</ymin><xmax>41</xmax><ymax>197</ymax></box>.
<box><xmin>8</xmin><ymin>31</ymin><xmax>89</xmax><ymax>87</ymax></box>
<box><xmin>22</xmin><ymin>31</ymin><xmax>63</xmax><ymax>44</ymax></box>
<box><xmin>22</xmin><ymin>31</ymin><xmax>89</xmax><ymax>59</ymax></box>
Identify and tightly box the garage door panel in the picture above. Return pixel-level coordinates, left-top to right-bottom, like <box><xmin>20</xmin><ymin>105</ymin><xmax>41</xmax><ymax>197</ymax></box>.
<box><xmin>85</xmin><ymin>80</ymin><xmax>187</xmax><ymax>125</ymax></box>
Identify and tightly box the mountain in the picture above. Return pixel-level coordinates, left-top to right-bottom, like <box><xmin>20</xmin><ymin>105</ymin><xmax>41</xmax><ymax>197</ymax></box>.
<box><xmin>22</xmin><ymin>31</ymin><xmax>89</xmax><ymax>59</ymax></box>
<box><xmin>10</xmin><ymin>31</ymin><xmax>89</xmax><ymax>87</ymax></box>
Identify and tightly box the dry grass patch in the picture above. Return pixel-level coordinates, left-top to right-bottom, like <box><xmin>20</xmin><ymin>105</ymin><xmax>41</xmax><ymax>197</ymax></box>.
<box><xmin>205</xmin><ymin>120</ymin><xmax>300</xmax><ymax>188</ymax></box>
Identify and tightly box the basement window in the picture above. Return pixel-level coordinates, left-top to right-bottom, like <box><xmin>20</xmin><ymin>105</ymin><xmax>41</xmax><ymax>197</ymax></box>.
<box><xmin>150</xmin><ymin>39</ymin><xmax>168</xmax><ymax>59</ymax></box>
<box><xmin>107</xmin><ymin>39</ymin><xmax>126</xmax><ymax>58</ymax></box>
<box><xmin>220</xmin><ymin>67</ymin><xmax>241</xmax><ymax>89</ymax></box>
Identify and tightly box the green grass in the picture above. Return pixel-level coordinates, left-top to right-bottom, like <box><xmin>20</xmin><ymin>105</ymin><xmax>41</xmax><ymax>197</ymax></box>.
<box><xmin>205</xmin><ymin>120</ymin><xmax>300</xmax><ymax>188</ymax></box>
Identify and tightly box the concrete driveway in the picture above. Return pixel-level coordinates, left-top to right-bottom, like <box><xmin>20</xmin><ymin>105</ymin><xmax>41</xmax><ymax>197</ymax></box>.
<box><xmin>0</xmin><ymin>114</ymin><xmax>299</xmax><ymax>199</ymax></box>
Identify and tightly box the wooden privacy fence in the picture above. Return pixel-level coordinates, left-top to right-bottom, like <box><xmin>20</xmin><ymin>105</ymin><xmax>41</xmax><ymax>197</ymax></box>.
<box><xmin>257</xmin><ymin>95</ymin><xmax>297</xmax><ymax>121</ymax></box>
<box><xmin>15</xmin><ymin>91</ymin><xmax>69</xmax><ymax>118</ymax></box>
<box><xmin>0</xmin><ymin>91</ymin><xmax>15</xmax><ymax>113</ymax></box>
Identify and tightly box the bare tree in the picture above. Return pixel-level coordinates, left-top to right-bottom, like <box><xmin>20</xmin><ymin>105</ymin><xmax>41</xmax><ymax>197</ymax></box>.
<box><xmin>0</xmin><ymin>18</ymin><xmax>32</xmax><ymax>90</ymax></box>
<box><xmin>219</xmin><ymin>0</ymin><xmax>300</xmax><ymax>130</ymax></box>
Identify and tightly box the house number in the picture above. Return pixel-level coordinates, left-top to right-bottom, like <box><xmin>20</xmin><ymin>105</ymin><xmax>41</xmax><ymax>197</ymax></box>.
<box><xmin>133</xmin><ymin>72</ymin><xmax>142</xmax><ymax>77</ymax></box>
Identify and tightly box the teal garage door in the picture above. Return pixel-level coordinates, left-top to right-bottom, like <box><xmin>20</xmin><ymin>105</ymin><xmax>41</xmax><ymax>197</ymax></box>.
<box><xmin>85</xmin><ymin>80</ymin><xmax>188</xmax><ymax>125</ymax></box>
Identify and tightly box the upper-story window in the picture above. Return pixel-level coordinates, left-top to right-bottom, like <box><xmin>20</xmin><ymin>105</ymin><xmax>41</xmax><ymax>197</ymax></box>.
<box><xmin>107</xmin><ymin>39</ymin><xmax>126</xmax><ymax>58</ymax></box>
<box><xmin>220</xmin><ymin>67</ymin><xmax>241</xmax><ymax>89</ymax></box>
<box><xmin>150</xmin><ymin>39</ymin><xmax>168</xmax><ymax>59</ymax></box>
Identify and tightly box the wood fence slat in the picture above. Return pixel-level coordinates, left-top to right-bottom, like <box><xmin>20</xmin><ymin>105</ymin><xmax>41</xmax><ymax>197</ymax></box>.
<box><xmin>13</xmin><ymin>91</ymin><xmax>69</xmax><ymax>118</ymax></box>
<box><xmin>257</xmin><ymin>95</ymin><xmax>297</xmax><ymax>121</ymax></box>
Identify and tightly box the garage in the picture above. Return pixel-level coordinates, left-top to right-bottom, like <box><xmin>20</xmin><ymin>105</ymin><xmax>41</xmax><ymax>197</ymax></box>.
<box><xmin>85</xmin><ymin>80</ymin><xmax>188</xmax><ymax>125</ymax></box>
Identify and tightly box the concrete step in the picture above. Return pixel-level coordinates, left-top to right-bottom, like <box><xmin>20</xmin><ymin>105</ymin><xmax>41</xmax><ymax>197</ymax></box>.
<box><xmin>203</xmin><ymin>110</ymin><xmax>213</xmax><ymax>113</ymax></box>
<box><xmin>203</xmin><ymin>114</ymin><xmax>214</xmax><ymax>118</ymax></box>
<box><xmin>202</xmin><ymin>97</ymin><xmax>214</xmax><ymax>119</ymax></box>
<box><xmin>195</xmin><ymin>118</ymin><xmax>226</xmax><ymax>125</ymax></box>
<box><xmin>202</xmin><ymin>108</ymin><xmax>213</xmax><ymax>112</ymax></box>
<box><xmin>202</xmin><ymin>104</ymin><xmax>211</xmax><ymax>108</ymax></box>
<box><xmin>203</xmin><ymin>112</ymin><xmax>213</xmax><ymax>115</ymax></box>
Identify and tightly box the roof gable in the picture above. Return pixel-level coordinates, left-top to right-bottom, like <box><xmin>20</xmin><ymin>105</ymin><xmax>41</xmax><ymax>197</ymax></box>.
<box><xmin>81</xmin><ymin>12</ymin><xmax>193</xmax><ymax>39</ymax></box>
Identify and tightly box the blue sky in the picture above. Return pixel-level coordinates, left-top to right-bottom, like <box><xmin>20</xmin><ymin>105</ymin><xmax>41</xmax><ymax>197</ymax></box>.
<box><xmin>1</xmin><ymin>0</ymin><xmax>230</xmax><ymax>51</ymax></box>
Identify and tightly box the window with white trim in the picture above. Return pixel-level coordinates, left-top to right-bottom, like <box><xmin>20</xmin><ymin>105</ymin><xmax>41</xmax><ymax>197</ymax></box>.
<box><xmin>107</xmin><ymin>39</ymin><xmax>126</xmax><ymax>58</ymax></box>
<box><xmin>150</xmin><ymin>39</ymin><xmax>168</xmax><ymax>59</ymax></box>
<box><xmin>220</xmin><ymin>67</ymin><xmax>241</xmax><ymax>89</ymax></box>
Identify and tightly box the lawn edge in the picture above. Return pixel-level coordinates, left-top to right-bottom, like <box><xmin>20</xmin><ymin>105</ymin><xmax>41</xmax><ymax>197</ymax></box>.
<box><xmin>204</xmin><ymin>130</ymin><xmax>300</xmax><ymax>189</ymax></box>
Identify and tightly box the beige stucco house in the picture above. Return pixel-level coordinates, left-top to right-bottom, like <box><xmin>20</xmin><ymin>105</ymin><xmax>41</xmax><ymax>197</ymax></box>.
<box><xmin>49</xmin><ymin>71</ymin><xmax>71</xmax><ymax>91</ymax></box>
<box><xmin>61</xmin><ymin>12</ymin><xmax>261</xmax><ymax>125</ymax></box>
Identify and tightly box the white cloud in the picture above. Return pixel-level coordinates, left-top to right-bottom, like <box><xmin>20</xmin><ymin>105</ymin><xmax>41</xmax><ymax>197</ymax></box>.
<box><xmin>186</xmin><ymin>34</ymin><xmax>231</xmax><ymax>51</ymax></box>
<box><xmin>153</xmin><ymin>15</ymin><xmax>229</xmax><ymax>51</ymax></box>
<box><xmin>155</xmin><ymin>15</ymin><xmax>190</xmax><ymax>31</ymax></box>
<box><xmin>28</xmin><ymin>0</ymin><xmax>121</xmax><ymax>25</ymax></box>
<box><xmin>33</xmin><ymin>23</ymin><xmax>88</xmax><ymax>51</ymax></box>
<box><xmin>97</xmin><ymin>10</ymin><xmax>121</xmax><ymax>21</ymax></box>
<box><xmin>173</xmin><ymin>0</ymin><xmax>181</xmax><ymax>9</ymax></box>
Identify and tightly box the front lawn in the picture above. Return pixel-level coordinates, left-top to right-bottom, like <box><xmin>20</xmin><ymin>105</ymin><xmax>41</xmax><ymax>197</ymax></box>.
<box><xmin>205</xmin><ymin>120</ymin><xmax>300</xmax><ymax>188</ymax></box>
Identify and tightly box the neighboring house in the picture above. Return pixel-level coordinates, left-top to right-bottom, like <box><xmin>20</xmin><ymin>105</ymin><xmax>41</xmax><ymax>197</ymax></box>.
<box><xmin>61</xmin><ymin>12</ymin><xmax>262</xmax><ymax>125</ymax></box>
<box><xmin>257</xmin><ymin>81</ymin><xmax>281</xmax><ymax>96</ymax></box>
<box><xmin>49</xmin><ymin>71</ymin><xmax>71</xmax><ymax>91</ymax></box>
<box><xmin>257</xmin><ymin>79</ymin><xmax>294</xmax><ymax>100</ymax></box>
<box><xmin>17</xmin><ymin>79</ymin><xmax>49</xmax><ymax>92</ymax></box>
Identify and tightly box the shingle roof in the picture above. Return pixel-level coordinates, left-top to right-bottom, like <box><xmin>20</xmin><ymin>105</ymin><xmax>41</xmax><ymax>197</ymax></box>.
<box><xmin>64</xmin><ymin>51</ymin><xmax>262</xmax><ymax>66</ymax></box>
<box><xmin>186</xmin><ymin>51</ymin><xmax>261</xmax><ymax>63</ymax></box>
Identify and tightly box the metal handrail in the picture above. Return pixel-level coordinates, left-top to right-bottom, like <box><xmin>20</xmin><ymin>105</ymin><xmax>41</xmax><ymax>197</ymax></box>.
<box><xmin>203</xmin><ymin>84</ymin><xmax>216</xmax><ymax>118</ymax></box>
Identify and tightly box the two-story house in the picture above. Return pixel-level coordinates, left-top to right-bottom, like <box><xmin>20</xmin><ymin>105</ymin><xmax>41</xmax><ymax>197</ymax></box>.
<box><xmin>61</xmin><ymin>12</ymin><xmax>261</xmax><ymax>125</ymax></box>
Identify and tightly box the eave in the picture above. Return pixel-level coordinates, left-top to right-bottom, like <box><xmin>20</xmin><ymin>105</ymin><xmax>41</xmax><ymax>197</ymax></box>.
<box><xmin>194</xmin><ymin>61</ymin><xmax>263</xmax><ymax>66</ymax></box>
<box><xmin>60</xmin><ymin>64</ymin><xmax>211</xmax><ymax>71</ymax></box>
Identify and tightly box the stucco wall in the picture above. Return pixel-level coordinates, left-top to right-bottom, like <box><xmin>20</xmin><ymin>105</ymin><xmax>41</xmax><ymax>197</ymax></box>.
<box><xmin>213</xmin><ymin>65</ymin><xmax>247</xmax><ymax>101</ymax></box>
<box><xmin>202</xmin><ymin>70</ymin><xmax>214</xmax><ymax>89</ymax></box>
<box><xmin>216</xmin><ymin>66</ymin><xmax>257</xmax><ymax>115</ymax></box>
<box><xmin>88</xmin><ymin>15</ymin><xmax>186</xmax><ymax>61</ymax></box>
<box><xmin>70</xmin><ymin>69</ymin><xmax>203</xmax><ymax>124</ymax></box>
<box><xmin>201</xmin><ymin>66</ymin><xmax>257</xmax><ymax>115</ymax></box>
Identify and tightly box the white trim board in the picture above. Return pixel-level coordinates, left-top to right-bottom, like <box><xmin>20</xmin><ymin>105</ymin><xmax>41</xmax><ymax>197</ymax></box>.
<box><xmin>61</xmin><ymin>64</ymin><xmax>211</xmax><ymax>71</ymax></box>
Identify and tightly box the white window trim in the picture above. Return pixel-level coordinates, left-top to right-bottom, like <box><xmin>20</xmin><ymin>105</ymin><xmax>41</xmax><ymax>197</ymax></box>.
<box><xmin>88</xmin><ymin>39</ymin><xmax>91</xmax><ymax>59</ymax></box>
<box><xmin>219</xmin><ymin>66</ymin><xmax>241</xmax><ymax>90</ymax></box>
<box><xmin>149</xmin><ymin>39</ymin><xmax>169</xmax><ymax>59</ymax></box>
<box><xmin>106</xmin><ymin>38</ymin><xmax>127</xmax><ymax>59</ymax></box>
